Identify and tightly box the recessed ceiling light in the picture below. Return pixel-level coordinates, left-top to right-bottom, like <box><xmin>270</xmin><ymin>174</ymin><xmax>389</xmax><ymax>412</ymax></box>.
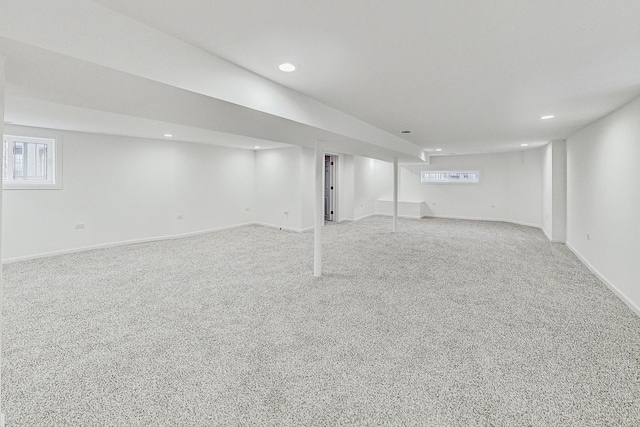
<box><xmin>164</xmin><ymin>134</ymin><xmax>173</xmax><ymax>137</ymax></box>
<box><xmin>521</xmin><ymin>143</ymin><xmax>529</xmax><ymax>147</ymax></box>
<box><xmin>278</xmin><ymin>63</ymin><xmax>297</xmax><ymax>72</ymax></box>
<box><xmin>401</xmin><ymin>130</ymin><xmax>411</xmax><ymax>134</ymax></box>
<box><xmin>254</xmin><ymin>146</ymin><xmax>261</xmax><ymax>149</ymax></box>
<box><xmin>436</xmin><ymin>148</ymin><xmax>442</xmax><ymax>152</ymax></box>
<box><xmin>540</xmin><ymin>115</ymin><xmax>555</xmax><ymax>120</ymax></box>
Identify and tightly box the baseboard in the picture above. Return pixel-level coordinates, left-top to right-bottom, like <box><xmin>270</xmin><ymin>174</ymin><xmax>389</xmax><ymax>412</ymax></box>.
<box><xmin>253</xmin><ymin>222</ymin><xmax>309</xmax><ymax>233</ymax></box>
<box><xmin>422</xmin><ymin>214</ymin><xmax>542</xmax><ymax>230</ymax></box>
<box><xmin>566</xmin><ymin>241</ymin><xmax>640</xmax><ymax>318</ymax></box>
<box><xmin>375</xmin><ymin>212</ymin><xmax>423</xmax><ymax>220</ymax></box>
<box><xmin>353</xmin><ymin>213</ymin><xmax>377</xmax><ymax>222</ymax></box>
<box><xmin>2</xmin><ymin>222</ymin><xmax>255</xmax><ymax>264</ymax></box>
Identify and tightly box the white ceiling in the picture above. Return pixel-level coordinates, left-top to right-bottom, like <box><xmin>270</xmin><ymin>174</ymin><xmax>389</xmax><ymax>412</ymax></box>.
<box><xmin>92</xmin><ymin>0</ymin><xmax>640</xmax><ymax>155</ymax></box>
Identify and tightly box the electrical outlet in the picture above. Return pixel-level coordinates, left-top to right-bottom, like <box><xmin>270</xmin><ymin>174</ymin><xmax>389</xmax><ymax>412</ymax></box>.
<box><xmin>587</xmin><ymin>232</ymin><xmax>591</xmax><ymax>240</ymax></box>
<box><xmin>245</xmin><ymin>207</ymin><xmax>250</xmax><ymax>212</ymax></box>
<box><xmin>490</xmin><ymin>205</ymin><xmax>496</xmax><ymax>208</ymax></box>
<box><xmin>284</xmin><ymin>211</ymin><xmax>289</xmax><ymax>215</ymax></box>
<box><xmin>74</xmin><ymin>223</ymin><xmax>86</xmax><ymax>230</ymax></box>
<box><xmin>177</xmin><ymin>215</ymin><xmax>184</xmax><ymax>220</ymax></box>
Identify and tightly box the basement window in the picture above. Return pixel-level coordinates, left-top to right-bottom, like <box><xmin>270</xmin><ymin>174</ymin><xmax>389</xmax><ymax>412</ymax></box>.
<box><xmin>2</xmin><ymin>135</ymin><xmax>62</xmax><ymax>189</ymax></box>
<box><xmin>421</xmin><ymin>170</ymin><xmax>480</xmax><ymax>184</ymax></box>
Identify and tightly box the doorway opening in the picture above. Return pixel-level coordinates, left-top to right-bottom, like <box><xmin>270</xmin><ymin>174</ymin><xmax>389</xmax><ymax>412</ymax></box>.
<box><xmin>324</xmin><ymin>155</ymin><xmax>338</xmax><ymax>222</ymax></box>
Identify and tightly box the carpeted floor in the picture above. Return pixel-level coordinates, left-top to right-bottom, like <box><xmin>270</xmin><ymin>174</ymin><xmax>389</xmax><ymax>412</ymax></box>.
<box><xmin>2</xmin><ymin>216</ymin><xmax>639</xmax><ymax>426</ymax></box>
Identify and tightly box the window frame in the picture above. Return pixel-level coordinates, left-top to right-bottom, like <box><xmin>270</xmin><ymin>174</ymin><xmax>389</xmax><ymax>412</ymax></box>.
<box><xmin>2</xmin><ymin>131</ymin><xmax>63</xmax><ymax>190</ymax></box>
<box><xmin>420</xmin><ymin>170</ymin><xmax>481</xmax><ymax>184</ymax></box>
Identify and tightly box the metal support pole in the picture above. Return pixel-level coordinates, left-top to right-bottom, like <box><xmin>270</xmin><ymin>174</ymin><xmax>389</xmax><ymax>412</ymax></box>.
<box><xmin>393</xmin><ymin>157</ymin><xmax>398</xmax><ymax>233</ymax></box>
<box><xmin>0</xmin><ymin>54</ymin><xmax>7</xmax><ymax>427</ymax></box>
<box><xmin>314</xmin><ymin>142</ymin><xmax>323</xmax><ymax>277</ymax></box>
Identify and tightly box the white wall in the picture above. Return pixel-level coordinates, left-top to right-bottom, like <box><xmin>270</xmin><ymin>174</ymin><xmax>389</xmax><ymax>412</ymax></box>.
<box><xmin>338</xmin><ymin>155</ymin><xmax>355</xmax><ymax>221</ymax></box>
<box><xmin>542</xmin><ymin>143</ymin><xmax>553</xmax><ymax>237</ymax></box>
<box><xmin>2</xmin><ymin>126</ymin><xmax>256</xmax><ymax>261</ymax></box>
<box><xmin>566</xmin><ymin>96</ymin><xmax>640</xmax><ymax>315</ymax></box>
<box><xmin>353</xmin><ymin>156</ymin><xmax>381</xmax><ymax>220</ymax></box>
<box><xmin>300</xmin><ymin>147</ymin><xmax>315</xmax><ymax>230</ymax></box>
<box><xmin>551</xmin><ymin>141</ymin><xmax>567</xmax><ymax>242</ymax></box>
<box><xmin>392</xmin><ymin>150</ymin><xmax>542</xmax><ymax>227</ymax></box>
<box><xmin>255</xmin><ymin>147</ymin><xmax>303</xmax><ymax>231</ymax></box>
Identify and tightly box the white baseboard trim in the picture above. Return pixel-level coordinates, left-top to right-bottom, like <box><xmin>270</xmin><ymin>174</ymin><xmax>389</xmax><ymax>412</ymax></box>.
<box><xmin>540</xmin><ymin>226</ymin><xmax>566</xmax><ymax>243</ymax></box>
<box><xmin>566</xmin><ymin>242</ymin><xmax>640</xmax><ymax>318</ymax></box>
<box><xmin>253</xmin><ymin>222</ymin><xmax>309</xmax><ymax>233</ymax></box>
<box><xmin>422</xmin><ymin>214</ymin><xmax>542</xmax><ymax>230</ymax></box>
<box><xmin>353</xmin><ymin>213</ymin><xmax>377</xmax><ymax>222</ymax></box>
<box><xmin>2</xmin><ymin>222</ymin><xmax>255</xmax><ymax>264</ymax></box>
<box><xmin>375</xmin><ymin>212</ymin><xmax>423</xmax><ymax>220</ymax></box>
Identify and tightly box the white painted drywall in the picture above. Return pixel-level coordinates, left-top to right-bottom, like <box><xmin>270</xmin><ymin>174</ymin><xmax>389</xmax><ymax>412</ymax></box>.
<box><xmin>390</xmin><ymin>150</ymin><xmax>542</xmax><ymax>227</ymax></box>
<box><xmin>2</xmin><ymin>126</ymin><xmax>256</xmax><ymax>261</ymax></box>
<box><xmin>254</xmin><ymin>147</ymin><xmax>304</xmax><ymax>231</ymax></box>
<box><xmin>0</xmin><ymin>0</ymin><xmax>423</xmax><ymax>161</ymax></box>
<box><xmin>300</xmin><ymin>147</ymin><xmax>315</xmax><ymax>230</ymax></box>
<box><xmin>542</xmin><ymin>143</ymin><xmax>553</xmax><ymax>238</ymax></box>
<box><xmin>507</xmin><ymin>150</ymin><xmax>544</xmax><ymax>228</ymax></box>
<box><xmin>338</xmin><ymin>155</ymin><xmax>355</xmax><ymax>221</ymax></box>
<box><xmin>566</xmin><ymin>96</ymin><xmax>640</xmax><ymax>314</ymax></box>
<box><xmin>353</xmin><ymin>156</ymin><xmax>378</xmax><ymax>220</ymax></box>
<box><xmin>551</xmin><ymin>141</ymin><xmax>567</xmax><ymax>242</ymax></box>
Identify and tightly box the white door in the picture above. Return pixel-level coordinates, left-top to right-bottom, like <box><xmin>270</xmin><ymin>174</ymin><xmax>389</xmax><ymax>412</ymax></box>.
<box><xmin>324</xmin><ymin>155</ymin><xmax>336</xmax><ymax>221</ymax></box>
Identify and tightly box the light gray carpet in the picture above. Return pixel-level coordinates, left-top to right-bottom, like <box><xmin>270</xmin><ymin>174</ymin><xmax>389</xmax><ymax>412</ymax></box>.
<box><xmin>2</xmin><ymin>216</ymin><xmax>640</xmax><ymax>426</ymax></box>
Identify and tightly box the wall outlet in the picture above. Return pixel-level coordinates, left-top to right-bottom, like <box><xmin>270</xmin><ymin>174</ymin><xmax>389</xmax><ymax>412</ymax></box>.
<box><xmin>284</xmin><ymin>210</ymin><xmax>289</xmax><ymax>215</ymax></box>
<box><xmin>176</xmin><ymin>215</ymin><xmax>184</xmax><ymax>220</ymax></box>
<box><xmin>587</xmin><ymin>232</ymin><xmax>591</xmax><ymax>240</ymax></box>
<box><xmin>490</xmin><ymin>205</ymin><xmax>496</xmax><ymax>208</ymax></box>
<box><xmin>245</xmin><ymin>207</ymin><xmax>250</xmax><ymax>212</ymax></box>
<box><xmin>74</xmin><ymin>223</ymin><xmax>86</xmax><ymax>230</ymax></box>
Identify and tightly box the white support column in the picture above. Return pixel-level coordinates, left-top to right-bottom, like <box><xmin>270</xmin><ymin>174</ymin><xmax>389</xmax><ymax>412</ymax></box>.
<box><xmin>393</xmin><ymin>157</ymin><xmax>398</xmax><ymax>233</ymax></box>
<box><xmin>314</xmin><ymin>141</ymin><xmax>323</xmax><ymax>277</ymax></box>
<box><xmin>0</xmin><ymin>55</ymin><xmax>6</xmax><ymax>427</ymax></box>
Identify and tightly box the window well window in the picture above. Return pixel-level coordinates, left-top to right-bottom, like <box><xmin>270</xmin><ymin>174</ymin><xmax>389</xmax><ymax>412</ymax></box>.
<box><xmin>421</xmin><ymin>170</ymin><xmax>480</xmax><ymax>184</ymax></box>
<box><xmin>2</xmin><ymin>135</ymin><xmax>61</xmax><ymax>189</ymax></box>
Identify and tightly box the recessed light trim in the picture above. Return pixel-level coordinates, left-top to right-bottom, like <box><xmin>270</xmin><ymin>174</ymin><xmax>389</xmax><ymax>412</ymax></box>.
<box><xmin>164</xmin><ymin>134</ymin><xmax>173</xmax><ymax>138</ymax></box>
<box><xmin>254</xmin><ymin>146</ymin><xmax>261</xmax><ymax>149</ymax></box>
<box><xmin>435</xmin><ymin>148</ymin><xmax>442</xmax><ymax>152</ymax></box>
<box><xmin>540</xmin><ymin>115</ymin><xmax>555</xmax><ymax>120</ymax></box>
<box><xmin>279</xmin><ymin>63</ymin><xmax>297</xmax><ymax>72</ymax></box>
<box><xmin>521</xmin><ymin>143</ymin><xmax>529</xmax><ymax>147</ymax></box>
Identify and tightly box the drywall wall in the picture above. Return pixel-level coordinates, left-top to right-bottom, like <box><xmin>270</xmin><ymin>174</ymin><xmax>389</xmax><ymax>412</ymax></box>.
<box><xmin>566</xmin><ymin>96</ymin><xmax>640</xmax><ymax>315</ymax></box>
<box><xmin>2</xmin><ymin>126</ymin><xmax>256</xmax><ymax>261</ymax></box>
<box><xmin>353</xmin><ymin>156</ymin><xmax>380</xmax><ymax>220</ymax></box>
<box><xmin>507</xmin><ymin>149</ymin><xmax>544</xmax><ymax>228</ymax></box>
<box><xmin>388</xmin><ymin>150</ymin><xmax>542</xmax><ymax>227</ymax></box>
<box><xmin>255</xmin><ymin>147</ymin><xmax>304</xmax><ymax>231</ymax></box>
<box><xmin>542</xmin><ymin>143</ymin><xmax>553</xmax><ymax>237</ymax></box>
<box><xmin>300</xmin><ymin>147</ymin><xmax>315</xmax><ymax>230</ymax></box>
<box><xmin>338</xmin><ymin>155</ymin><xmax>355</xmax><ymax>221</ymax></box>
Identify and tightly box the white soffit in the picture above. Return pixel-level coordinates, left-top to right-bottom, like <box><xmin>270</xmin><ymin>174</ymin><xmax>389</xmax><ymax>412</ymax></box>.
<box><xmin>94</xmin><ymin>0</ymin><xmax>640</xmax><ymax>154</ymax></box>
<box><xmin>0</xmin><ymin>0</ymin><xmax>424</xmax><ymax>161</ymax></box>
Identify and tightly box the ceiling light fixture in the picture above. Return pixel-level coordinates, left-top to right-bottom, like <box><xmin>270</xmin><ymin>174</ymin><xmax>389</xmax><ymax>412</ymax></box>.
<box><xmin>436</xmin><ymin>148</ymin><xmax>442</xmax><ymax>152</ymax></box>
<box><xmin>164</xmin><ymin>134</ymin><xmax>173</xmax><ymax>137</ymax></box>
<box><xmin>521</xmin><ymin>143</ymin><xmax>529</xmax><ymax>147</ymax></box>
<box><xmin>278</xmin><ymin>63</ymin><xmax>297</xmax><ymax>72</ymax></box>
<box><xmin>401</xmin><ymin>130</ymin><xmax>411</xmax><ymax>134</ymax></box>
<box><xmin>254</xmin><ymin>146</ymin><xmax>261</xmax><ymax>149</ymax></box>
<box><xmin>540</xmin><ymin>115</ymin><xmax>554</xmax><ymax>120</ymax></box>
